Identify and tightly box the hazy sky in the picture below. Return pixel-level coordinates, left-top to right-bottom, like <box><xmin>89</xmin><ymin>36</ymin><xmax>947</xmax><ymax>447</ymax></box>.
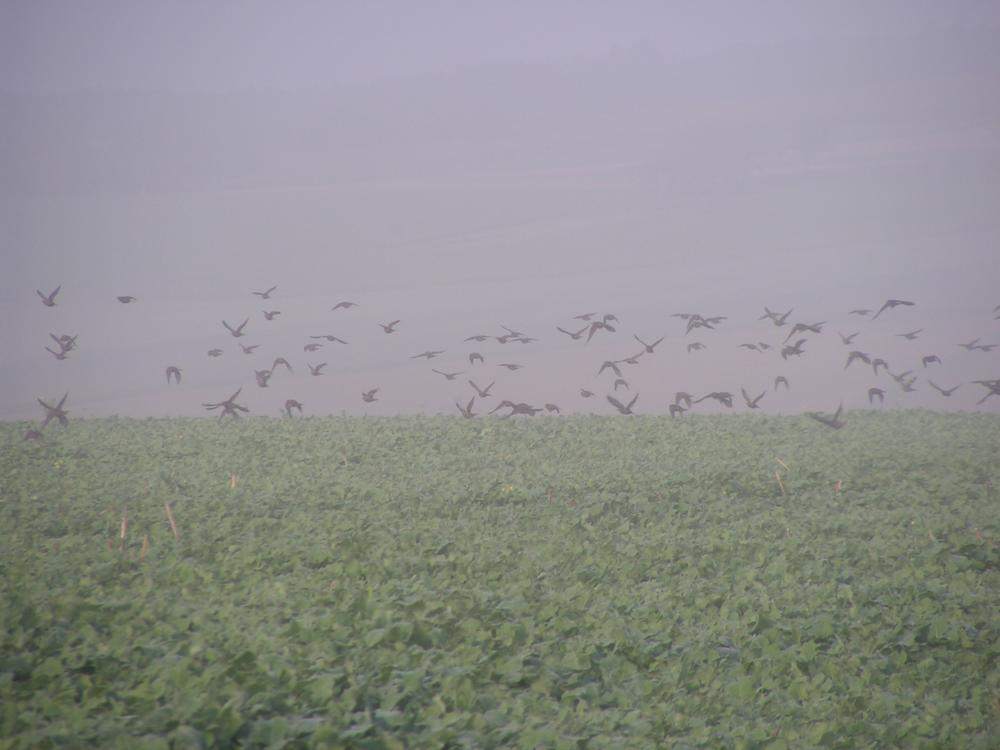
<box><xmin>4</xmin><ymin>2</ymin><xmax>1000</xmax><ymax>419</ymax></box>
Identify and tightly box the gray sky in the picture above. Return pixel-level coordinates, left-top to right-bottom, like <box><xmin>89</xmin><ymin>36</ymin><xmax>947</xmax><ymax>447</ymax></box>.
<box><xmin>3</xmin><ymin>2</ymin><xmax>1000</xmax><ymax>419</ymax></box>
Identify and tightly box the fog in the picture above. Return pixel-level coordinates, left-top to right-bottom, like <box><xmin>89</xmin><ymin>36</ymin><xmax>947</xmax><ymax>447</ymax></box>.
<box><xmin>4</xmin><ymin>2</ymin><xmax>1000</xmax><ymax>419</ymax></box>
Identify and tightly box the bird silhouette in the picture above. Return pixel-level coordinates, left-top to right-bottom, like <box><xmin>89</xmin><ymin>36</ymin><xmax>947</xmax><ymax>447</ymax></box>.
<box><xmin>311</xmin><ymin>334</ymin><xmax>349</xmax><ymax>344</ymax></box>
<box><xmin>738</xmin><ymin>343</ymin><xmax>764</xmax><ymax>353</ymax></box>
<box><xmin>598</xmin><ymin>361</ymin><xmax>623</xmax><ymax>378</ymax></box>
<box><xmin>896</xmin><ymin>329</ymin><xmax>922</xmax><ymax>340</ymax></box>
<box><xmin>263</xmin><ymin>310</ymin><xmax>281</xmax><ymax>320</ymax></box>
<box><xmin>252</xmin><ymin>285</ymin><xmax>277</xmax><ymax>299</ymax></box>
<box><xmin>432</xmin><ymin>369</ymin><xmax>463</xmax><ymax>380</ymax></box>
<box><xmin>497</xmin><ymin>363</ymin><xmax>524</xmax><ymax>371</ymax></box>
<box><xmin>781</xmin><ymin>339</ymin><xmax>806</xmax><ymax>359</ymax></box>
<box><xmin>808</xmin><ymin>404</ymin><xmax>845</xmax><ymax>429</ymax></box>
<box><xmin>544</xmin><ymin>403</ymin><xmax>560</xmax><ymax>414</ymax></box>
<box><xmin>38</xmin><ymin>393</ymin><xmax>70</xmax><ymax>427</ymax></box>
<box><xmin>557</xmin><ymin>326</ymin><xmax>588</xmax><ymax>340</ymax></box>
<box><xmin>271</xmin><ymin>357</ymin><xmax>293</xmax><ymax>374</ymax></box>
<box><xmin>362</xmin><ymin>388</ymin><xmax>379</xmax><ymax>403</ymax></box>
<box><xmin>284</xmin><ymin>399</ymin><xmax>304</xmax><ymax>417</ymax></box>
<box><xmin>613</xmin><ymin>378</ymin><xmax>629</xmax><ymax>391</ymax></box>
<box><xmin>254</xmin><ymin>369</ymin><xmax>272</xmax><ymax>388</ymax></box>
<box><xmin>845</xmin><ymin>351</ymin><xmax>871</xmax><ymax>370</ymax></box>
<box><xmin>379</xmin><ymin>320</ymin><xmax>401</xmax><ymax>333</ymax></box>
<box><xmin>839</xmin><ymin>332</ymin><xmax>859</xmax><ymax>345</ymax></box>
<box><xmin>607</xmin><ymin>393</ymin><xmax>639</xmax><ymax>415</ymax></box>
<box><xmin>222</xmin><ymin>319</ymin><xmax>249</xmax><ymax>338</ymax></box>
<box><xmin>617</xmin><ymin>351</ymin><xmax>644</xmax><ymax>365</ymax></box>
<box><xmin>585</xmin><ymin>320</ymin><xmax>615</xmax><ymax>343</ymax></box>
<box><xmin>741</xmin><ymin>388</ymin><xmax>765</xmax><ymax>409</ymax></box>
<box><xmin>303</xmin><ymin>343</ymin><xmax>323</xmax><ymax>352</ymax></box>
<box><xmin>784</xmin><ymin>322</ymin><xmax>824</xmax><ymax>342</ymax></box>
<box><xmin>239</xmin><ymin>343</ymin><xmax>260</xmax><ymax>355</ymax></box>
<box><xmin>848</xmin><ymin>308</ymin><xmax>873</xmax><ymax>316</ymax></box>
<box><xmin>166</xmin><ymin>366</ymin><xmax>182</xmax><ymax>384</ymax></box>
<box><xmin>468</xmin><ymin>352</ymin><xmax>484</xmax><ymax>365</ymax></box>
<box><xmin>872</xmin><ymin>358</ymin><xmax>889</xmax><ymax>376</ymax></box>
<box><xmin>633</xmin><ymin>335</ymin><xmax>664</xmax><ymax>353</ymax></box>
<box><xmin>456</xmin><ymin>396</ymin><xmax>476</xmax><ymax>418</ymax></box>
<box><xmin>117</xmin><ymin>295</ymin><xmax>136</xmax><ymax>303</ymax></box>
<box><xmin>202</xmin><ymin>388</ymin><xmax>248</xmax><ymax>420</ymax></box>
<box><xmin>208</xmin><ymin>349</ymin><xmax>224</xmax><ymax>357</ymax></box>
<box><xmin>928</xmin><ymin>381</ymin><xmax>960</xmax><ymax>397</ymax></box>
<box><xmin>695</xmin><ymin>392</ymin><xmax>734</xmax><ymax>408</ymax></box>
<box><xmin>464</xmin><ymin>334</ymin><xmax>491</xmax><ymax>342</ymax></box>
<box><xmin>921</xmin><ymin>355</ymin><xmax>941</xmax><ymax>367</ymax></box>
<box><xmin>468</xmin><ymin>380</ymin><xmax>495</xmax><ymax>398</ymax></box>
<box><xmin>411</xmin><ymin>350</ymin><xmax>445</xmax><ymax>359</ymax></box>
<box><xmin>574</xmin><ymin>312</ymin><xmax>598</xmax><ymax>321</ymax></box>
<box><xmin>675</xmin><ymin>392</ymin><xmax>693</xmax><ymax>408</ymax></box>
<box><xmin>774</xmin><ymin>376</ymin><xmax>790</xmax><ymax>391</ymax></box>
<box><xmin>308</xmin><ymin>362</ymin><xmax>327</xmax><ymax>376</ymax></box>
<box><xmin>44</xmin><ymin>346</ymin><xmax>68</xmax><ymax>360</ymax></box>
<box><xmin>687</xmin><ymin>342</ymin><xmax>706</xmax><ymax>353</ymax></box>
<box><xmin>872</xmin><ymin>299</ymin><xmax>915</xmax><ymax>319</ymax></box>
<box><xmin>332</xmin><ymin>301</ymin><xmax>358</xmax><ymax>310</ymax></box>
<box><xmin>868</xmin><ymin>388</ymin><xmax>885</xmax><ymax>405</ymax></box>
<box><xmin>580</xmin><ymin>389</ymin><xmax>595</xmax><ymax>398</ymax></box>
<box><xmin>973</xmin><ymin>380</ymin><xmax>1000</xmax><ymax>404</ymax></box>
<box><xmin>37</xmin><ymin>286</ymin><xmax>61</xmax><ymax>307</ymax></box>
<box><xmin>759</xmin><ymin>307</ymin><xmax>793</xmax><ymax>326</ymax></box>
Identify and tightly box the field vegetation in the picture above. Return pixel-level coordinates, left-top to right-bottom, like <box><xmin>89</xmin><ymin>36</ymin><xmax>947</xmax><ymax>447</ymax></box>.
<box><xmin>2</xmin><ymin>412</ymin><xmax>999</xmax><ymax>748</ymax></box>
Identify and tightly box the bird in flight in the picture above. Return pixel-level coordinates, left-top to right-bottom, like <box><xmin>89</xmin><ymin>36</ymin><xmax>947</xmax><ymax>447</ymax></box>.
<box><xmin>254</xmin><ymin>369</ymin><xmax>272</xmax><ymax>388</ymax></box>
<box><xmin>848</xmin><ymin>308</ymin><xmax>873</xmax><ymax>316</ymax></box>
<box><xmin>845</xmin><ymin>351</ymin><xmax>871</xmax><ymax>370</ymax></box>
<box><xmin>311</xmin><ymin>334</ymin><xmax>348</xmax><ymax>344</ymax></box>
<box><xmin>203</xmin><ymin>388</ymin><xmax>248</xmax><ymax>420</ymax></box>
<box><xmin>223</xmin><ymin>319</ymin><xmax>249</xmax><ymax>338</ymax></box>
<box><xmin>332</xmin><ymin>301</ymin><xmax>358</xmax><ymax>310</ymax></box>
<box><xmin>921</xmin><ymin>355</ymin><xmax>941</xmax><ymax>367</ymax></box>
<box><xmin>117</xmin><ymin>295</ymin><xmax>136</xmax><ymax>304</ymax></box>
<box><xmin>44</xmin><ymin>345</ymin><xmax>69</xmax><ymax>360</ymax></box>
<box><xmin>37</xmin><ymin>286</ymin><xmax>61</xmax><ymax>307</ymax></box>
<box><xmin>456</xmin><ymin>396</ymin><xmax>476</xmax><ymax>418</ymax></box>
<box><xmin>239</xmin><ymin>343</ymin><xmax>260</xmax><ymax>355</ymax></box>
<box><xmin>759</xmin><ymin>307</ymin><xmax>792</xmax><ymax>326</ymax></box>
<box><xmin>695</xmin><ymin>392</ymin><xmax>734</xmax><ymax>408</ymax></box>
<box><xmin>585</xmin><ymin>320</ymin><xmax>615</xmax><ymax>343</ymax></box>
<box><xmin>207</xmin><ymin>349</ymin><xmax>223</xmax><ymax>357</ymax></box>
<box><xmin>263</xmin><ymin>310</ymin><xmax>281</xmax><ymax>321</ymax></box>
<box><xmin>774</xmin><ymin>376</ymin><xmax>790</xmax><ymax>391</ymax></box>
<box><xmin>303</xmin><ymin>343</ymin><xmax>322</xmax><ymax>352</ymax></box>
<box><xmin>580</xmin><ymin>389</ymin><xmax>595</xmax><ymax>398</ymax></box>
<box><xmin>784</xmin><ymin>322</ymin><xmax>824</xmax><ymax>342</ymax></box>
<box><xmin>308</xmin><ymin>362</ymin><xmax>327</xmax><ymax>376</ymax></box>
<box><xmin>411</xmin><ymin>350</ymin><xmax>445</xmax><ymax>359</ymax></box>
<box><xmin>741</xmin><ymin>388</ymin><xmax>765</xmax><ymax>409</ymax></box>
<box><xmin>284</xmin><ymin>399</ymin><xmax>304</xmax><ymax>417</ymax></box>
<box><xmin>781</xmin><ymin>339</ymin><xmax>806</xmax><ymax>360</ymax></box>
<box><xmin>468</xmin><ymin>380</ymin><xmax>495</xmax><ymax>398</ymax></box>
<box><xmin>496</xmin><ymin>363</ymin><xmax>524</xmax><ymax>371</ymax></box>
<box><xmin>271</xmin><ymin>357</ymin><xmax>293</xmax><ymax>374</ymax></box>
<box><xmin>379</xmin><ymin>320</ymin><xmax>400</xmax><ymax>334</ymax></box>
<box><xmin>617</xmin><ymin>351</ymin><xmax>644</xmax><ymax>365</ymax></box>
<box><xmin>896</xmin><ymin>329</ymin><xmax>922</xmax><ymax>341</ymax></box>
<box><xmin>557</xmin><ymin>326</ymin><xmax>588</xmax><ymax>340</ymax></box>
<box><xmin>738</xmin><ymin>343</ymin><xmax>765</xmax><ymax>353</ymax></box>
<box><xmin>607</xmin><ymin>393</ymin><xmax>639</xmax><ymax>415</ymax></box>
<box><xmin>464</xmin><ymin>334</ymin><xmax>491</xmax><ymax>342</ymax></box>
<box><xmin>669</xmin><ymin>404</ymin><xmax>686</xmax><ymax>417</ymax></box>
<box><xmin>38</xmin><ymin>393</ymin><xmax>70</xmax><ymax>427</ymax></box>
<box><xmin>166</xmin><ymin>366</ymin><xmax>182</xmax><ymax>384</ymax></box>
<box><xmin>872</xmin><ymin>299</ymin><xmax>914</xmax><ymax>319</ymax></box>
<box><xmin>838</xmin><ymin>332</ymin><xmax>859</xmax><ymax>345</ymax></box>
<box><xmin>598</xmin><ymin>361</ymin><xmax>623</xmax><ymax>378</ymax></box>
<box><xmin>687</xmin><ymin>342</ymin><xmax>706</xmax><ymax>353</ymax></box>
<box><xmin>468</xmin><ymin>352</ymin><xmax>484</xmax><ymax>365</ymax></box>
<box><xmin>973</xmin><ymin>379</ymin><xmax>1000</xmax><ymax>404</ymax></box>
<box><xmin>872</xmin><ymin>358</ymin><xmax>889</xmax><ymax>376</ymax></box>
<box><xmin>574</xmin><ymin>312</ymin><xmax>598</xmax><ymax>321</ymax></box>
<box><xmin>868</xmin><ymin>387</ymin><xmax>885</xmax><ymax>405</ymax></box>
<box><xmin>633</xmin><ymin>335</ymin><xmax>664</xmax><ymax>353</ymax></box>
<box><xmin>432</xmin><ymin>369</ymin><xmax>463</xmax><ymax>380</ymax></box>
<box><xmin>808</xmin><ymin>404</ymin><xmax>845</xmax><ymax>429</ymax></box>
<box><xmin>545</xmin><ymin>403</ymin><xmax>560</xmax><ymax>414</ymax></box>
<box><xmin>675</xmin><ymin>392</ymin><xmax>693</xmax><ymax>408</ymax></box>
<box><xmin>362</xmin><ymin>388</ymin><xmax>379</xmax><ymax>403</ymax></box>
<box><xmin>613</xmin><ymin>378</ymin><xmax>629</xmax><ymax>391</ymax></box>
<box><xmin>928</xmin><ymin>381</ymin><xmax>960</xmax><ymax>397</ymax></box>
<box><xmin>252</xmin><ymin>285</ymin><xmax>277</xmax><ymax>299</ymax></box>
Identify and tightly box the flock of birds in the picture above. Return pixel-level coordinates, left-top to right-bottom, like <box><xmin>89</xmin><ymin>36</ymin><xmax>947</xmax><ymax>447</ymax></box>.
<box><xmin>23</xmin><ymin>284</ymin><xmax>1000</xmax><ymax>439</ymax></box>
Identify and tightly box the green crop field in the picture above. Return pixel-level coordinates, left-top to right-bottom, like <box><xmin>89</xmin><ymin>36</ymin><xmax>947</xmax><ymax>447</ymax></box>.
<box><xmin>2</xmin><ymin>412</ymin><xmax>999</xmax><ymax>748</ymax></box>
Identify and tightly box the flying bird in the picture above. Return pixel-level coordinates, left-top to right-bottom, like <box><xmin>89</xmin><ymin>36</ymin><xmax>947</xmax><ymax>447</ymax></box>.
<box><xmin>117</xmin><ymin>295</ymin><xmax>136</xmax><ymax>303</ymax></box>
<box><xmin>263</xmin><ymin>310</ymin><xmax>281</xmax><ymax>320</ymax></box>
<box><xmin>585</xmin><ymin>320</ymin><xmax>615</xmax><ymax>343</ymax></box>
<box><xmin>544</xmin><ymin>403</ymin><xmax>560</xmax><ymax>414</ymax></box>
<box><xmin>784</xmin><ymin>322</ymin><xmax>824</xmax><ymax>342</ymax></box>
<box><xmin>606</xmin><ymin>393</ymin><xmax>639</xmax><ymax>415</ymax></box>
<box><xmin>669</xmin><ymin>404</ymin><xmax>686</xmax><ymax>417</ymax></box>
<box><xmin>838</xmin><ymin>332</ymin><xmax>859</xmax><ymax>345</ymax></box>
<box><xmin>872</xmin><ymin>358</ymin><xmax>890</xmax><ymax>376</ymax></box>
<box><xmin>456</xmin><ymin>396</ymin><xmax>476</xmax><ymax>418</ymax></box>
<box><xmin>202</xmin><ymin>388</ymin><xmax>248</xmax><ymax>420</ymax></box>
<box><xmin>848</xmin><ymin>309</ymin><xmax>873</xmax><ymax>316</ymax></box>
<box><xmin>695</xmin><ymin>392</ymin><xmax>734</xmax><ymax>408</ymax></box>
<box><xmin>580</xmin><ymin>389</ymin><xmax>595</xmax><ymax>398</ymax></box>
<box><xmin>310</xmin><ymin>335</ymin><xmax>348</xmax><ymax>344</ymax></box>
<box><xmin>44</xmin><ymin>346</ymin><xmax>68</xmax><ymax>360</ymax></box>
<box><xmin>598</xmin><ymin>361</ymin><xmax>623</xmax><ymax>378</ymax></box>
<box><xmin>464</xmin><ymin>334</ymin><xmax>491</xmax><ymax>342</ymax></box>
<box><xmin>38</xmin><ymin>393</ymin><xmax>70</xmax><ymax>427</ymax></box>
<box><xmin>781</xmin><ymin>340</ymin><xmax>807</xmax><ymax>359</ymax></box>
<box><xmin>208</xmin><ymin>349</ymin><xmax>224</xmax><ymax>357</ymax></box>
<box><xmin>613</xmin><ymin>378</ymin><xmax>629</xmax><ymax>391</ymax></box>
<box><xmin>431</xmin><ymin>369</ymin><xmax>463</xmax><ymax>380</ymax></box>
<box><xmin>379</xmin><ymin>320</ymin><xmax>401</xmax><ymax>333</ymax></box>
<box><xmin>845</xmin><ymin>351</ymin><xmax>871</xmax><ymax>370</ymax></box>
<box><xmin>557</xmin><ymin>326</ymin><xmax>588</xmax><ymax>340</ymax></box>
<box><xmin>411</xmin><ymin>350</ymin><xmax>445</xmax><ymax>359</ymax></box>
<box><xmin>872</xmin><ymin>299</ymin><xmax>914</xmax><ymax>319</ymax></box>
<box><xmin>928</xmin><ymin>381</ymin><xmax>960</xmax><ymax>397</ymax></box>
<box><xmin>687</xmin><ymin>342</ymin><xmax>706</xmax><ymax>353</ymax></box>
<box><xmin>252</xmin><ymin>285</ymin><xmax>277</xmax><ymax>299</ymax></box>
<box><xmin>271</xmin><ymin>357</ymin><xmax>293</xmax><ymax>374</ymax></box>
<box><xmin>868</xmin><ymin>388</ymin><xmax>885</xmax><ymax>405</ymax></box>
<box><xmin>633</xmin><ymin>335</ymin><xmax>664</xmax><ymax>353</ymax></box>
<box><xmin>332</xmin><ymin>301</ymin><xmax>358</xmax><ymax>310</ymax></box>
<box><xmin>774</xmin><ymin>376</ymin><xmax>790</xmax><ymax>391</ymax></box>
<box><xmin>973</xmin><ymin>380</ymin><xmax>1000</xmax><ymax>404</ymax></box>
<box><xmin>303</xmin><ymin>343</ymin><xmax>323</xmax><ymax>352</ymax></box>
<box><xmin>675</xmin><ymin>392</ymin><xmax>693</xmax><ymax>408</ymax></box>
<box><xmin>468</xmin><ymin>380</ymin><xmax>495</xmax><ymax>398</ymax></box>
<box><xmin>37</xmin><ymin>286</ymin><xmax>61</xmax><ymax>307</ymax></box>
<box><xmin>308</xmin><ymin>362</ymin><xmax>327</xmax><ymax>376</ymax></box>
<box><xmin>921</xmin><ymin>355</ymin><xmax>941</xmax><ymax>367</ymax></box>
<box><xmin>496</xmin><ymin>363</ymin><xmax>524</xmax><ymax>371</ymax></box>
<box><xmin>469</xmin><ymin>352</ymin><xmax>484</xmax><ymax>365</ymax></box>
<box><xmin>896</xmin><ymin>329</ymin><xmax>922</xmax><ymax>341</ymax></box>
<box><xmin>165</xmin><ymin>366</ymin><xmax>182</xmax><ymax>384</ymax></box>
<box><xmin>284</xmin><ymin>399</ymin><xmax>303</xmax><ymax>417</ymax></box>
<box><xmin>362</xmin><ymin>388</ymin><xmax>379</xmax><ymax>403</ymax></box>
<box><xmin>254</xmin><ymin>369</ymin><xmax>272</xmax><ymax>388</ymax></box>
<box><xmin>759</xmin><ymin>307</ymin><xmax>793</xmax><ymax>326</ymax></box>
<box><xmin>239</xmin><ymin>343</ymin><xmax>260</xmax><ymax>355</ymax></box>
<box><xmin>222</xmin><ymin>319</ymin><xmax>249</xmax><ymax>338</ymax></box>
<box><xmin>808</xmin><ymin>404</ymin><xmax>845</xmax><ymax>429</ymax></box>
<box><xmin>741</xmin><ymin>388</ymin><xmax>765</xmax><ymax>409</ymax></box>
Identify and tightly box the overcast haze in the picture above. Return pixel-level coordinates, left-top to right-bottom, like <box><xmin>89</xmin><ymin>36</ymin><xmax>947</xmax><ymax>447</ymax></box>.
<box><xmin>4</xmin><ymin>2</ymin><xmax>1000</xmax><ymax>419</ymax></box>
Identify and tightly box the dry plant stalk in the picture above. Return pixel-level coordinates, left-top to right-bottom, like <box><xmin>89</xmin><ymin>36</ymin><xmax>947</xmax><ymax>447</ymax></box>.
<box><xmin>229</xmin><ymin>474</ymin><xmax>238</xmax><ymax>489</ymax></box>
<box><xmin>835</xmin><ymin>479</ymin><xmax>843</xmax><ymax>493</ymax></box>
<box><xmin>119</xmin><ymin>508</ymin><xmax>128</xmax><ymax>550</ymax></box>
<box><xmin>775</xmin><ymin>458</ymin><xmax>790</xmax><ymax>472</ymax></box>
<box><xmin>140</xmin><ymin>534</ymin><xmax>149</xmax><ymax>561</ymax></box>
<box><xmin>164</xmin><ymin>502</ymin><xmax>180</xmax><ymax>540</ymax></box>
<box><xmin>774</xmin><ymin>470</ymin><xmax>786</xmax><ymax>496</ymax></box>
